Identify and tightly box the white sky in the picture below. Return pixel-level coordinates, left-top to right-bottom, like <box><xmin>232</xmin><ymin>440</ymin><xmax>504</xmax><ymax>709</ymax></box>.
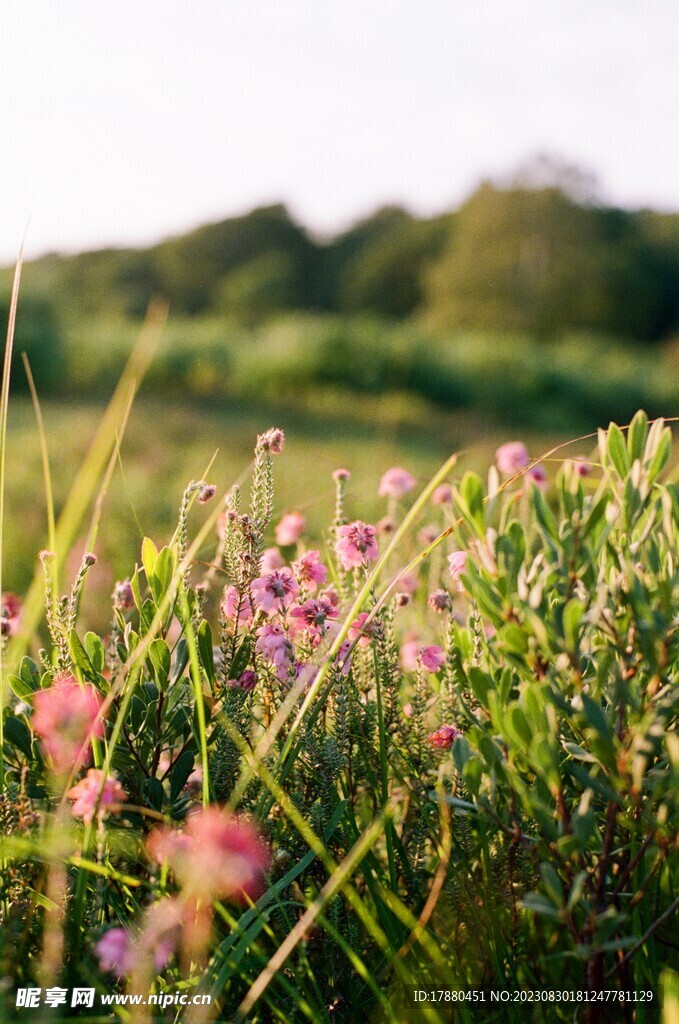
<box><xmin>1</xmin><ymin>0</ymin><xmax>678</xmax><ymax>262</ymax></box>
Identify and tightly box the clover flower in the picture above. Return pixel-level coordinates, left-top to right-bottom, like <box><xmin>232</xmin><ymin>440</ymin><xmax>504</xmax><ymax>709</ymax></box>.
<box><xmin>496</xmin><ymin>441</ymin><xmax>529</xmax><ymax>475</ymax></box>
<box><xmin>335</xmin><ymin>521</ymin><xmax>379</xmax><ymax>570</ymax></box>
<box><xmin>378</xmin><ymin>467</ymin><xmax>417</xmax><ymax>499</ymax></box>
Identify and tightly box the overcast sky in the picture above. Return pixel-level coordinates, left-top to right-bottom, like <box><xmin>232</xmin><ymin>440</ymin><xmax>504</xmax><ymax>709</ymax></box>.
<box><xmin>1</xmin><ymin>0</ymin><xmax>678</xmax><ymax>261</ymax></box>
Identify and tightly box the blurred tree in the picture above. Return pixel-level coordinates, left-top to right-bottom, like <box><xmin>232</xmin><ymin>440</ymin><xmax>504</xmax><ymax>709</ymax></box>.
<box><xmin>422</xmin><ymin>182</ymin><xmax>679</xmax><ymax>340</ymax></box>
<box><xmin>0</xmin><ymin>292</ymin><xmax>64</xmax><ymax>390</ymax></box>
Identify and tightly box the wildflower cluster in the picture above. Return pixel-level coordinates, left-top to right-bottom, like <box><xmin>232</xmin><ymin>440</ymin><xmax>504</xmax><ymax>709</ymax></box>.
<box><xmin>0</xmin><ymin>412</ymin><xmax>677</xmax><ymax>1024</ymax></box>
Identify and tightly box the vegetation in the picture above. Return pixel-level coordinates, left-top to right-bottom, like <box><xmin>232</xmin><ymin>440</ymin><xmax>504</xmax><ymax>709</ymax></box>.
<box><xmin>1</xmin><ymin>396</ymin><xmax>678</xmax><ymax>1021</ymax></box>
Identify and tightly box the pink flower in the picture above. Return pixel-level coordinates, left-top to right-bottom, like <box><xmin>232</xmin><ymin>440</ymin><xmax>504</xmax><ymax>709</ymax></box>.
<box><xmin>148</xmin><ymin>808</ymin><xmax>270</xmax><ymax>903</ymax></box>
<box><xmin>291</xmin><ymin>595</ymin><xmax>338</xmax><ymax>639</ymax></box>
<box><xmin>221</xmin><ymin>585</ymin><xmax>254</xmax><ymax>626</ymax></box>
<box><xmin>528</xmin><ymin>465</ymin><xmax>548</xmax><ymax>490</ymax></box>
<box><xmin>227</xmin><ymin>669</ymin><xmax>257</xmax><ymax>692</ymax></box>
<box><xmin>112</xmin><ymin>580</ymin><xmax>134</xmax><ymax>611</ymax></box>
<box><xmin>428</xmin><ymin>589</ymin><xmax>453</xmax><ymax>613</ymax></box>
<box><xmin>448</xmin><ymin>551</ymin><xmax>468</xmax><ymax>586</ymax></box>
<box><xmin>348</xmin><ymin>611</ymin><xmax>378</xmax><ymax>648</ymax></box>
<box><xmin>1</xmin><ymin>592</ymin><xmax>22</xmax><ymax>637</ymax></box>
<box><xmin>140</xmin><ymin>899</ymin><xmax>183</xmax><ymax>971</ymax></box>
<box><xmin>335</xmin><ymin>521</ymin><xmax>379</xmax><ymax>570</ymax></box>
<box><xmin>431</xmin><ymin>483</ymin><xmax>453</xmax><ymax>505</ymax></box>
<box><xmin>275</xmin><ymin>511</ymin><xmax>306</xmax><ymax>547</ymax></box>
<box><xmin>95</xmin><ymin>928</ymin><xmax>134</xmax><ymax>976</ymax></box>
<box><xmin>427</xmin><ymin>725</ymin><xmax>462</xmax><ymax>750</ymax></box>
<box><xmin>261</xmin><ymin>546</ymin><xmax>285</xmax><ymax>573</ymax></box>
<box><xmin>417</xmin><ymin>524</ymin><xmax>440</xmax><ymax>546</ymax></box>
<box><xmin>67</xmin><ymin>769</ymin><xmax>127</xmax><ymax>824</ymax></box>
<box><xmin>332</xmin><ymin>467</ymin><xmax>351</xmax><ymax>482</ymax></box>
<box><xmin>572</xmin><ymin>457</ymin><xmax>592</xmax><ymax>478</ymax></box>
<box><xmin>32</xmin><ymin>676</ymin><xmax>103</xmax><ymax>774</ymax></box>
<box><xmin>251</xmin><ymin>568</ymin><xmax>299</xmax><ymax>614</ymax></box>
<box><xmin>256</xmin><ymin>622</ymin><xmax>293</xmax><ymax>671</ymax></box>
<box><xmin>496</xmin><ymin>441</ymin><xmax>530</xmax><ymax>475</ymax></box>
<box><xmin>378</xmin><ymin>467</ymin><xmax>417</xmax><ymax>499</ymax></box>
<box><xmin>400</xmin><ymin>642</ymin><xmax>445</xmax><ymax>673</ymax></box>
<box><xmin>258</xmin><ymin>428</ymin><xmax>285</xmax><ymax>454</ymax></box>
<box><xmin>335</xmin><ymin>639</ymin><xmax>353</xmax><ymax>675</ymax></box>
<box><xmin>292</xmin><ymin>550</ymin><xmax>328</xmax><ymax>592</ymax></box>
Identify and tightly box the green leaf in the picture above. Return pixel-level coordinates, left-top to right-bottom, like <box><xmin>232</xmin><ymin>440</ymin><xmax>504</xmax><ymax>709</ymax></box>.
<box><xmin>606</xmin><ymin>422</ymin><xmax>630</xmax><ymax>478</ymax></box>
<box><xmin>458</xmin><ymin>471</ymin><xmax>485</xmax><ymax>534</ymax></box>
<box><xmin>647</xmin><ymin>426</ymin><xmax>671</xmax><ymax>485</ymax></box>
<box><xmin>148</xmin><ymin>638</ymin><xmax>171</xmax><ymax>689</ymax></box>
<box><xmin>169</xmin><ymin>749</ymin><xmax>196</xmax><ymax>803</ymax></box>
<box><xmin>8</xmin><ymin>674</ymin><xmax>34</xmax><ymax>703</ymax></box>
<box><xmin>562</xmin><ymin>598</ymin><xmax>584</xmax><ymax>653</ymax></box>
<box><xmin>69</xmin><ymin>629</ymin><xmax>97</xmax><ymax>681</ymax></box>
<box><xmin>84</xmin><ymin>632</ymin><xmax>106</xmax><ymax>675</ymax></box>
<box><xmin>5</xmin><ymin>716</ymin><xmax>33</xmax><ymax>759</ymax></box>
<box><xmin>151</xmin><ymin>546</ymin><xmax>177</xmax><ymax>604</ymax></box>
<box><xmin>143</xmin><ymin>776</ymin><xmax>165</xmax><ymax>811</ymax></box>
<box><xmin>627</xmin><ymin>410</ymin><xmax>648</xmax><ymax>464</ymax></box>
<box><xmin>198</xmin><ymin>621</ymin><xmax>215</xmax><ymax>685</ymax></box>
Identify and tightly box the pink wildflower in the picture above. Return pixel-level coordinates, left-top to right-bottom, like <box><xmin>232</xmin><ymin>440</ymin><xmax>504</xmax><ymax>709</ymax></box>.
<box><xmin>377</xmin><ymin>515</ymin><xmax>396</xmax><ymax>535</ymax></box>
<box><xmin>496</xmin><ymin>441</ymin><xmax>530</xmax><ymax>475</ymax></box>
<box><xmin>292</xmin><ymin>550</ymin><xmax>328</xmax><ymax>592</ymax></box>
<box><xmin>149</xmin><ymin>808</ymin><xmax>270</xmax><ymax>903</ymax></box>
<box><xmin>417</xmin><ymin>524</ymin><xmax>440</xmax><ymax>546</ymax></box>
<box><xmin>67</xmin><ymin>769</ymin><xmax>127</xmax><ymax>825</ymax></box>
<box><xmin>448</xmin><ymin>551</ymin><xmax>468</xmax><ymax>586</ymax></box>
<box><xmin>428</xmin><ymin>725</ymin><xmax>462</xmax><ymax>750</ymax></box>
<box><xmin>378</xmin><ymin>467</ymin><xmax>417</xmax><ymax>499</ymax></box>
<box><xmin>400</xmin><ymin>641</ymin><xmax>445</xmax><ymax>673</ymax></box>
<box><xmin>95</xmin><ymin>928</ymin><xmax>134</xmax><ymax>976</ymax></box>
<box><xmin>572</xmin><ymin>457</ymin><xmax>592</xmax><ymax>477</ymax></box>
<box><xmin>291</xmin><ymin>595</ymin><xmax>338</xmax><ymax>639</ymax></box>
<box><xmin>258</xmin><ymin>428</ymin><xmax>285</xmax><ymax>454</ymax></box>
<box><xmin>112</xmin><ymin>580</ymin><xmax>135</xmax><ymax>611</ymax></box>
<box><xmin>198</xmin><ymin>483</ymin><xmax>217</xmax><ymax>504</ymax></box>
<box><xmin>275</xmin><ymin>511</ymin><xmax>306</xmax><ymax>546</ymax></box>
<box><xmin>335</xmin><ymin>521</ymin><xmax>379</xmax><ymax>570</ymax></box>
<box><xmin>1</xmin><ymin>593</ymin><xmax>21</xmax><ymax>636</ymax></box>
<box><xmin>255</xmin><ymin>622</ymin><xmax>293</xmax><ymax>671</ymax></box>
<box><xmin>32</xmin><ymin>675</ymin><xmax>103</xmax><ymax>774</ymax></box>
<box><xmin>528</xmin><ymin>465</ymin><xmax>548</xmax><ymax>490</ymax></box>
<box><xmin>227</xmin><ymin>669</ymin><xmax>257</xmax><ymax>692</ymax></box>
<box><xmin>336</xmin><ymin>639</ymin><xmax>353</xmax><ymax>675</ymax></box>
<box><xmin>428</xmin><ymin>589</ymin><xmax>453</xmax><ymax>613</ymax></box>
<box><xmin>261</xmin><ymin>546</ymin><xmax>285</xmax><ymax>573</ymax></box>
<box><xmin>431</xmin><ymin>483</ymin><xmax>453</xmax><ymax>505</ymax></box>
<box><xmin>251</xmin><ymin>568</ymin><xmax>299</xmax><ymax>614</ymax></box>
<box><xmin>348</xmin><ymin>611</ymin><xmax>378</xmax><ymax>648</ymax></box>
<box><xmin>221</xmin><ymin>585</ymin><xmax>254</xmax><ymax>626</ymax></box>
<box><xmin>332</xmin><ymin>467</ymin><xmax>351</xmax><ymax>482</ymax></box>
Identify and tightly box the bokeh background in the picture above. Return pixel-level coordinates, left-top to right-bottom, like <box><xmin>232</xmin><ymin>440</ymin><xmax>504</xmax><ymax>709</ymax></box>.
<box><xmin>1</xmin><ymin>0</ymin><xmax>678</xmax><ymax>623</ymax></box>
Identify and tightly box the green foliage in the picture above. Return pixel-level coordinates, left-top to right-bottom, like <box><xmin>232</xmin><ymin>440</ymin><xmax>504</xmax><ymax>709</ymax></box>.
<box><xmin>0</xmin><ymin>414</ymin><xmax>677</xmax><ymax>1022</ymax></box>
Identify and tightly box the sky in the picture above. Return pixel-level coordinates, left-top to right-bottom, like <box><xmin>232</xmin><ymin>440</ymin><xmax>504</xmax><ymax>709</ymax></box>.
<box><xmin>1</xmin><ymin>0</ymin><xmax>679</xmax><ymax>262</ymax></box>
